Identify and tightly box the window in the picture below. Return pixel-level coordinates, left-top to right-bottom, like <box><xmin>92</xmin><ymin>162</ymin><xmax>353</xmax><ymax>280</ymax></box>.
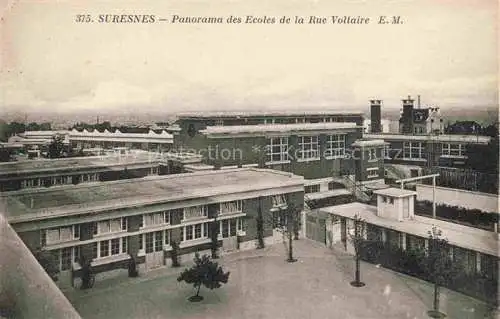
<box><xmin>111</xmin><ymin>238</ymin><xmax>120</xmax><ymax>255</ymax></box>
<box><xmin>22</xmin><ymin>178</ymin><xmax>41</xmax><ymax>189</ymax></box>
<box><xmin>96</xmin><ymin>218</ymin><xmax>124</xmax><ymax>234</ymax></box>
<box><xmin>183</xmin><ymin>206</ymin><xmax>208</xmax><ymax>220</ymax></box>
<box><xmin>181</xmin><ymin>223</ymin><xmax>209</xmax><ymax>242</ymax></box>
<box><xmin>367</xmin><ymin>149</ymin><xmax>377</xmax><ymax>161</ymax></box>
<box><xmin>100</xmin><ymin>241</ymin><xmax>109</xmax><ymax>257</ymax></box>
<box><xmin>149</xmin><ymin>167</ymin><xmax>159</xmax><ymax>176</ymax></box>
<box><xmin>143</xmin><ymin>211</ymin><xmax>170</xmax><ymax>227</ymax></box>
<box><xmin>186</xmin><ymin>225</ymin><xmax>193</xmax><ymax>240</ymax></box>
<box><xmin>220</xmin><ymin>200</ymin><xmax>242</xmax><ymax>215</ymax></box>
<box><xmin>442</xmin><ymin>143</ymin><xmax>465</xmax><ymax>156</ymax></box>
<box><xmin>266</xmin><ymin>137</ymin><xmax>289</xmax><ymax>163</ymax></box>
<box><xmin>53</xmin><ymin>246</ymin><xmax>81</xmax><ymax>271</ymax></box>
<box><xmin>403</xmin><ymin>142</ymin><xmax>424</xmax><ymax>159</ymax></box>
<box><xmin>154</xmin><ymin>231</ymin><xmax>163</xmax><ymax>252</ymax></box>
<box><xmin>51</xmin><ymin>176</ymin><xmax>72</xmax><ymax>186</ymax></box>
<box><xmin>382</xmin><ymin>196</ymin><xmax>387</xmax><ymax>203</ymax></box>
<box><xmin>94</xmin><ymin>237</ymin><xmax>127</xmax><ymax>258</ymax></box>
<box><xmin>367</xmin><ymin>167</ymin><xmax>379</xmax><ymax>178</ymax></box>
<box><xmin>219</xmin><ymin>218</ymin><xmax>243</xmax><ymax>238</ymax></box>
<box><xmin>298</xmin><ymin>136</ymin><xmax>319</xmax><ymax>160</ymax></box>
<box><xmin>389</xmin><ymin>198</ymin><xmax>394</xmax><ymax>204</ymax></box>
<box><xmin>271</xmin><ymin>194</ymin><xmax>287</xmax><ymax>207</ymax></box>
<box><xmin>43</xmin><ymin>225</ymin><xmax>80</xmax><ymax>245</ymax></box>
<box><xmin>325</xmin><ymin>135</ymin><xmax>345</xmax><ymax>159</ymax></box>
<box><xmin>305</xmin><ymin>184</ymin><xmax>320</xmax><ymax>193</ymax></box>
<box><xmin>215</xmin><ymin>119</ymin><xmax>224</xmax><ymax>126</ymax></box>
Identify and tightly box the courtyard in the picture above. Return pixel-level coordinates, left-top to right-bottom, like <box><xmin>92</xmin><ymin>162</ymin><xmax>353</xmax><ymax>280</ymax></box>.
<box><xmin>65</xmin><ymin>239</ymin><xmax>495</xmax><ymax>319</ymax></box>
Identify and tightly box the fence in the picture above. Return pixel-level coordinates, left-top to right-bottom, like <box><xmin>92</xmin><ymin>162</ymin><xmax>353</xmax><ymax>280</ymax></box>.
<box><xmin>423</xmin><ymin>167</ymin><xmax>498</xmax><ymax>194</ymax></box>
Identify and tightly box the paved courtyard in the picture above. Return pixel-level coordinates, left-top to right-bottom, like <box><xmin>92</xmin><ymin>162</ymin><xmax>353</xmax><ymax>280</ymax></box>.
<box><xmin>65</xmin><ymin>239</ymin><xmax>496</xmax><ymax>319</ymax></box>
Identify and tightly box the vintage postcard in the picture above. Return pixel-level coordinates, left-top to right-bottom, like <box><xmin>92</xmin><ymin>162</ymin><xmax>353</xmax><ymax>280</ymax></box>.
<box><xmin>0</xmin><ymin>1</ymin><xmax>498</xmax><ymax>318</ymax></box>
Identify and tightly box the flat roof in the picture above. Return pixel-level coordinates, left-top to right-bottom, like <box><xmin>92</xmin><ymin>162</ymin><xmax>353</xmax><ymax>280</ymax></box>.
<box><xmin>364</xmin><ymin>133</ymin><xmax>491</xmax><ymax>144</ymax></box>
<box><xmin>321</xmin><ymin>203</ymin><xmax>498</xmax><ymax>257</ymax></box>
<box><xmin>2</xmin><ymin>168</ymin><xmax>304</xmax><ymax>221</ymax></box>
<box><xmin>201</xmin><ymin>123</ymin><xmax>360</xmax><ymax>136</ymax></box>
<box><xmin>0</xmin><ymin>153</ymin><xmax>158</xmax><ymax>176</ymax></box>
<box><xmin>373</xmin><ymin>188</ymin><xmax>417</xmax><ymax>198</ymax></box>
<box><xmin>178</xmin><ymin>110</ymin><xmax>364</xmax><ymax>119</ymax></box>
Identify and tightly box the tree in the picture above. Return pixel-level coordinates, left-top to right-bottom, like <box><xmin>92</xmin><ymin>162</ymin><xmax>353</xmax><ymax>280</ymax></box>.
<box><xmin>210</xmin><ymin>215</ymin><xmax>220</xmax><ymax>259</ymax></box>
<box><xmin>177</xmin><ymin>253</ymin><xmax>230</xmax><ymax>302</ymax></box>
<box><xmin>170</xmin><ymin>240</ymin><xmax>180</xmax><ymax>267</ymax></box>
<box><xmin>256</xmin><ymin>197</ymin><xmax>265</xmax><ymax>249</ymax></box>
<box><xmin>349</xmin><ymin>214</ymin><xmax>366</xmax><ymax>287</ymax></box>
<box><xmin>47</xmin><ymin>134</ymin><xmax>66</xmax><ymax>158</ymax></box>
<box><xmin>33</xmin><ymin>249</ymin><xmax>59</xmax><ymax>282</ymax></box>
<box><xmin>422</xmin><ymin>227</ymin><xmax>455</xmax><ymax>318</ymax></box>
<box><xmin>277</xmin><ymin>203</ymin><xmax>299</xmax><ymax>263</ymax></box>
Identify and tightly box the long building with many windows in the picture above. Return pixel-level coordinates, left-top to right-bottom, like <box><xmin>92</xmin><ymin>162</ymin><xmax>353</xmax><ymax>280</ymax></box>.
<box><xmin>1</xmin><ymin>168</ymin><xmax>304</xmax><ymax>288</ymax></box>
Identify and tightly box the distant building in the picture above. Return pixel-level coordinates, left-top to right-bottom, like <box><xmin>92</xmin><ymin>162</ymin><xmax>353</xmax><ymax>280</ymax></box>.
<box><xmin>0</xmin><ymin>151</ymin><xmax>203</xmax><ymax>192</ymax></box>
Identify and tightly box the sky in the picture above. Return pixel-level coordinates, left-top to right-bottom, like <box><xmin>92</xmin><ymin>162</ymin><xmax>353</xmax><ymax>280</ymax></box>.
<box><xmin>0</xmin><ymin>0</ymin><xmax>498</xmax><ymax>116</ymax></box>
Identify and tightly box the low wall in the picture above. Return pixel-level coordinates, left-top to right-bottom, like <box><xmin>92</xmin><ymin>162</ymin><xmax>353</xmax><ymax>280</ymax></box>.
<box><xmin>416</xmin><ymin>184</ymin><xmax>498</xmax><ymax>213</ymax></box>
<box><xmin>0</xmin><ymin>214</ymin><xmax>81</xmax><ymax>318</ymax></box>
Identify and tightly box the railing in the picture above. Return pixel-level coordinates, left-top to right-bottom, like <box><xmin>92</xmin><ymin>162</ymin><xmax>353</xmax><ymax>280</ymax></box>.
<box><xmin>342</xmin><ymin>175</ymin><xmax>372</xmax><ymax>203</ymax></box>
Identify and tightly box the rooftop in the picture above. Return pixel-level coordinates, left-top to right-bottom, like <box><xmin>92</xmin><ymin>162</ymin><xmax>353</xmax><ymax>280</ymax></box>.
<box><xmin>0</xmin><ymin>152</ymin><xmax>158</xmax><ymax>176</ymax></box>
<box><xmin>201</xmin><ymin>122</ymin><xmax>360</xmax><ymax>136</ymax></box>
<box><xmin>373</xmin><ymin>188</ymin><xmax>417</xmax><ymax>198</ymax></box>
<box><xmin>364</xmin><ymin>133</ymin><xmax>491</xmax><ymax>144</ymax></box>
<box><xmin>321</xmin><ymin>202</ymin><xmax>498</xmax><ymax>257</ymax></box>
<box><xmin>178</xmin><ymin>110</ymin><xmax>364</xmax><ymax>119</ymax></box>
<box><xmin>2</xmin><ymin>168</ymin><xmax>304</xmax><ymax>222</ymax></box>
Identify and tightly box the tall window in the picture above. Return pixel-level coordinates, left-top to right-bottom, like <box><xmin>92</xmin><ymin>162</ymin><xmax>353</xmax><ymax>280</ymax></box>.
<box><xmin>403</xmin><ymin>142</ymin><xmax>424</xmax><ymax>159</ymax></box>
<box><xmin>220</xmin><ymin>200</ymin><xmax>242</xmax><ymax>215</ymax></box>
<box><xmin>53</xmin><ymin>246</ymin><xmax>80</xmax><ymax>271</ymax></box>
<box><xmin>298</xmin><ymin>136</ymin><xmax>319</xmax><ymax>160</ymax></box>
<box><xmin>183</xmin><ymin>205</ymin><xmax>208</xmax><ymax>220</ymax></box>
<box><xmin>442</xmin><ymin>143</ymin><xmax>465</xmax><ymax>156</ymax></box>
<box><xmin>266</xmin><ymin>137</ymin><xmax>289</xmax><ymax>163</ymax></box>
<box><xmin>219</xmin><ymin>218</ymin><xmax>244</xmax><ymax>238</ymax></box>
<box><xmin>141</xmin><ymin>230</ymin><xmax>170</xmax><ymax>252</ymax></box>
<box><xmin>325</xmin><ymin>135</ymin><xmax>345</xmax><ymax>159</ymax></box>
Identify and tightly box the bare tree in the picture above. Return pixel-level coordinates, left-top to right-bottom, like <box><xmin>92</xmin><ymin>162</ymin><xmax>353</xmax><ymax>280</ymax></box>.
<box><xmin>349</xmin><ymin>214</ymin><xmax>366</xmax><ymax>287</ymax></box>
<box><xmin>423</xmin><ymin>226</ymin><xmax>454</xmax><ymax>318</ymax></box>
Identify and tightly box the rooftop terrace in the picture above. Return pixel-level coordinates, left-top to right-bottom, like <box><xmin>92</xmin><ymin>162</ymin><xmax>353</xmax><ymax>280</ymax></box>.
<box><xmin>2</xmin><ymin>168</ymin><xmax>304</xmax><ymax>222</ymax></box>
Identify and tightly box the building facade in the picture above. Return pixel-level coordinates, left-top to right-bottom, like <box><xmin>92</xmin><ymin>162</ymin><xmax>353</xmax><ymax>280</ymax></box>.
<box><xmin>3</xmin><ymin>168</ymin><xmax>304</xmax><ymax>288</ymax></box>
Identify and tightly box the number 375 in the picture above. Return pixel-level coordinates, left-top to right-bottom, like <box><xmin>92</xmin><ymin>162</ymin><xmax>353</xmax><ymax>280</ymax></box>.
<box><xmin>75</xmin><ymin>15</ymin><xmax>92</xmax><ymax>23</ymax></box>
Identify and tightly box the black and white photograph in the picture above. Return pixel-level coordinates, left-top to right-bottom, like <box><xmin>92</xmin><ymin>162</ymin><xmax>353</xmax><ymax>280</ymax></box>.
<box><xmin>0</xmin><ymin>0</ymin><xmax>498</xmax><ymax>318</ymax></box>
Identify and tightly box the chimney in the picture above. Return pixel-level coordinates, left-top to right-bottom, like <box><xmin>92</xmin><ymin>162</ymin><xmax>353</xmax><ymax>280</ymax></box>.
<box><xmin>401</xmin><ymin>95</ymin><xmax>414</xmax><ymax>134</ymax></box>
<box><xmin>369</xmin><ymin>99</ymin><xmax>382</xmax><ymax>133</ymax></box>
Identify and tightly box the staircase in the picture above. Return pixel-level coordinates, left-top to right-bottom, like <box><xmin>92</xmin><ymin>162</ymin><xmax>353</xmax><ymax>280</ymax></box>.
<box><xmin>340</xmin><ymin>175</ymin><xmax>372</xmax><ymax>203</ymax></box>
